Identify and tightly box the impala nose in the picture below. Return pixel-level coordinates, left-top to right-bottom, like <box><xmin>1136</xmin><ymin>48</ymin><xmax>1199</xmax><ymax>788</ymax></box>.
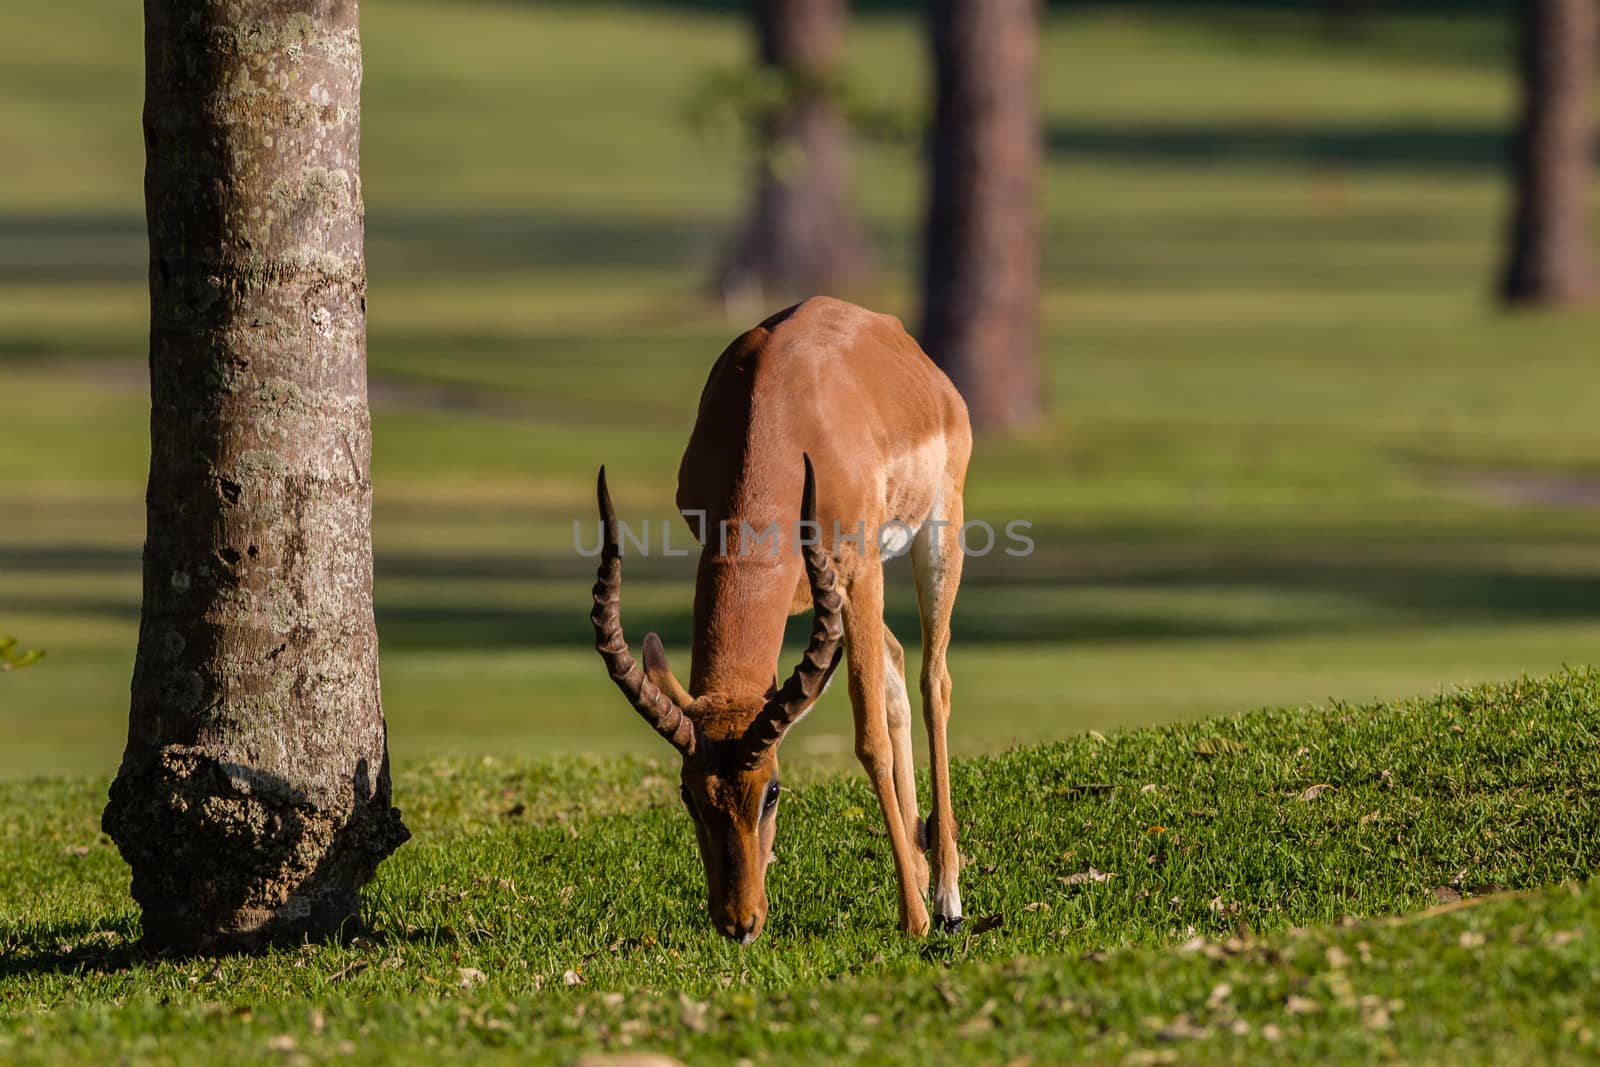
<box><xmin>719</xmin><ymin>915</ymin><xmax>761</xmax><ymax>945</ymax></box>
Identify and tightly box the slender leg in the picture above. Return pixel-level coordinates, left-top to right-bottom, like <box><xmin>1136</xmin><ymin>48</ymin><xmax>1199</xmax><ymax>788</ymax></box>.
<box><xmin>883</xmin><ymin>627</ymin><xmax>929</xmax><ymax>896</ymax></box>
<box><xmin>912</xmin><ymin>483</ymin><xmax>964</xmax><ymax>931</ymax></box>
<box><xmin>844</xmin><ymin>567</ymin><xmax>932</xmax><ymax>935</ymax></box>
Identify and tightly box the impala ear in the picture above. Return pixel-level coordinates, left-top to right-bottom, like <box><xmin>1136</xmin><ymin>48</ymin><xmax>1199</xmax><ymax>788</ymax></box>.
<box><xmin>642</xmin><ymin>632</ymin><xmax>694</xmax><ymax>709</ymax></box>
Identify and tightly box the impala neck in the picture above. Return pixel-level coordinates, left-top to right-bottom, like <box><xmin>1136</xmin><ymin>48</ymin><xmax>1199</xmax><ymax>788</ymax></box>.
<box><xmin>688</xmin><ymin>523</ymin><xmax>806</xmax><ymax>703</ymax></box>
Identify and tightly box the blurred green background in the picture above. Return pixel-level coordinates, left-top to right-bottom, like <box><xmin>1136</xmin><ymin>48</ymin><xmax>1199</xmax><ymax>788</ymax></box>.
<box><xmin>3</xmin><ymin>1</ymin><xmax>1598</xmax><ymax>777</ymax></box>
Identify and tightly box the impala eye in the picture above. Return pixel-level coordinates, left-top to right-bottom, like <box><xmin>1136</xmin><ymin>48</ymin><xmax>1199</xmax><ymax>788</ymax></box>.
<box><xmin>763</xmin><ymin>781</ymin><xmax>781</xmax><ymax>812</ymax></box>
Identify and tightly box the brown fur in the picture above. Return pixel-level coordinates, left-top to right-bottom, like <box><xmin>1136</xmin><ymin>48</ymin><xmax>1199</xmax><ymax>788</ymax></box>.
<box><xmin>630</xmin><ymin>296</ymin><xmax>971</xmax><ymax>940</ymax></box>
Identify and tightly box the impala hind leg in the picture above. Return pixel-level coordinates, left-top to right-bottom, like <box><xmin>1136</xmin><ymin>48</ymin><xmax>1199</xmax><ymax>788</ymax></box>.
<box><xmin>844</xmin><ymin>569</ymin><xmax>932</xmax><ymax>936</ymax></box>
<box><xmin>883</xmin><ymin>627</ymin><xmax>929</xmax><ymax>896</ymax></box>
<box><xmin>913</xmin><ymin>488</ymin><xmax>964</xmax><ymax>931</ymax></box>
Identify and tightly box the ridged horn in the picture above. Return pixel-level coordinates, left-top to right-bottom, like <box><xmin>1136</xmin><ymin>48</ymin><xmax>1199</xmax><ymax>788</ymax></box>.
<box><xmin>743</xmin><ymin>454</ymin><xmax>845</xmax><ymax>761</ymax></box>
<box><xmin>591</xmin><ymin>466</ymin><xmax>705</xmax><ymax>759</ymax></box>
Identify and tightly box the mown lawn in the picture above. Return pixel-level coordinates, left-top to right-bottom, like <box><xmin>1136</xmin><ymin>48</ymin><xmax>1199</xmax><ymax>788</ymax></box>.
<box><xmin>2</xmin><ymin>670</ymin><xmax>1598</xmax><ymax>1063</ymax></box>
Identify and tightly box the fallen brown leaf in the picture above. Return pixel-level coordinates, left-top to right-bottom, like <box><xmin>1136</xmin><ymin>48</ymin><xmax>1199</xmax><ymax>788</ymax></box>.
<box><xmin>969</xmin><ymin>914</ymin><xmax>1005</xmax><ymax>935</ymax></box>
<box><xmin>328</xmin><ymin>960</ymin><xmax>369</xmax><ymax>983</ymax></box>
<box><xmin>1286</xmin><ymin>995</ymin><xmax>1321</xmax><ymax>1015</ymax></box>
<box><xmin>678</xmin><ymin>994</ymin><xmax>709</xmax><ymax>1034</ymax></box>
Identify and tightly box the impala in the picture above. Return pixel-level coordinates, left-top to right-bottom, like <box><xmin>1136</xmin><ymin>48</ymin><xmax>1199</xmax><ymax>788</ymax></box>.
<box><xmin>592</xmin><ymin>296</ymin><xmax>971</xmax><ymax>942</ymax></box>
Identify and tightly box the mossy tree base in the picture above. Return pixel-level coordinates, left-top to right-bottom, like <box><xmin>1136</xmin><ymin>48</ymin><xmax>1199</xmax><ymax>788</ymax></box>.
<box><xmin>105</xmin><ymin>748</ymin><xmax>407</xmax><ymax>954</ymax></box>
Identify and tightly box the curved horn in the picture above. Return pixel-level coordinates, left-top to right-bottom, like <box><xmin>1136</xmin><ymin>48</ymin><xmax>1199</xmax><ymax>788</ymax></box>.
<box><xmin>744</xmin><ymin>454</ymin><xmax>845</xmax><ymax>760</ymax></box>
<box><xmin>591</xmin><ymin>467</ymin><xmax>705</xmax><ymax>759</ymax></box>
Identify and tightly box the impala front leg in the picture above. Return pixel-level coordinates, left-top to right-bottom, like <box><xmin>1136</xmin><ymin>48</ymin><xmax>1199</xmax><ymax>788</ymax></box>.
<box><xmin>844</xmin><ymin>570</ymin><xmax>932</xmax><ymax>936</ymax></box>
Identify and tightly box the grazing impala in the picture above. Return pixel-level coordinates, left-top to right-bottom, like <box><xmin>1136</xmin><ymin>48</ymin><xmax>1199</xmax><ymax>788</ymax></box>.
<box><xmin>592</xmin><ymin>296</ymin><xmax>971</xmax><ymax>942</ymax></box>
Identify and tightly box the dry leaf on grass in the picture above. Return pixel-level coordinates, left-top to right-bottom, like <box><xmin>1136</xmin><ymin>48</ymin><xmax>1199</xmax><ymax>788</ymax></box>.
<box><xmin>969</xmin><ymin>914</ymin><xmax>1006</xmax><ymax>935</ymax></box>
<box><xmin>1285</xmin><ymin>995</ymin><xmax>1321</xmax><ymax>1015</ymax></box>
<box><xmin>678</xmin><ymin>995</ymin><xmax>709</xmax><ymax>1034</ymax></box>
<box><xmin>328</xmin><ymin>960</ymin><xmax>369</xmax><ymax>983</ymax></box>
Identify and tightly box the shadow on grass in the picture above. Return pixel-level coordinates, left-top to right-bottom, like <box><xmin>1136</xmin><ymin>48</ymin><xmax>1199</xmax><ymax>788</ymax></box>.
<box><xmin>8</xmin><ymin>542</ymin><xmax>1600</xmax><ymax>651</ymax></box>
<box><xmin>1046</xmin><ymin>119</ymin><xmax>1511</xmax><ymax>173</ymax></box>
<box><xmin>0</xmin><ymin>916</ymin><xmax>145</xmax><ymax>978</ymax></box>
<box><xmin>0</xmin><ymin>916</ymin><xmax>455</xmax><ymax>978</ymax></box>
<box><xmin>0</xmin><ymin>209</ymin><xmax>719</xmax><ymax>288</ymax></box>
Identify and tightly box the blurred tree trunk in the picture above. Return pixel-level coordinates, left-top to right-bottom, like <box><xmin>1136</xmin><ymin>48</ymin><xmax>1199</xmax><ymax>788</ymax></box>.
<box><xmin>1322</xmin><ymin>0</ymin><xmax>1379</xmax><ymax>38</ymax></box>
<box><xmin>1501</xmin><ymin>0</ymin><xmax>1598</xmax><ymax>306</ymax></box>
<box><xmin>103</xmin><ymin>0</ymin><xmax>408</xmax><ymax>954</ymax></box>
<box><xmin>921</xmin><ymin>0</ymin><xmax>1044</xmax><ymax>433</ymax></box>
<box><xmin>718</xmin><ymin>0</ymin><xmax>873</xmax><ymax>305</ymax></box>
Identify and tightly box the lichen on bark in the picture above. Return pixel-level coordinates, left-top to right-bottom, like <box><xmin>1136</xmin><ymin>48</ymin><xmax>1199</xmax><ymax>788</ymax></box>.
<box><xmin>104</xmin><ymin>0</ymin><xmax>407</xmax><ymax>955</ymax></box>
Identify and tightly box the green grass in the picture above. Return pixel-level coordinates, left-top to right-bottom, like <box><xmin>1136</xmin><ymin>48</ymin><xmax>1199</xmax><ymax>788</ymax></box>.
<box><xmin>3</xmin><ymin>670</ymin><xmax>1599</xmax><ymax>1063</ymax></box>
<box><xmin>6</xmin><ymin>1</ymin><xmax>1600</xmax><ymax>776</ymax></box>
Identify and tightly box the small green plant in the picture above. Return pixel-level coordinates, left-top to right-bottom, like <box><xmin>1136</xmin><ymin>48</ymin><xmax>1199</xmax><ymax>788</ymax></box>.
<box><xmin>683</xmin><ymin>63</ymin><xmax>924</xmax><ymax>159</ymax></box>
<box><xmin>0</xmin><ymin>635</ymin><xmax>44</xmax><ymax>671</ymax></box>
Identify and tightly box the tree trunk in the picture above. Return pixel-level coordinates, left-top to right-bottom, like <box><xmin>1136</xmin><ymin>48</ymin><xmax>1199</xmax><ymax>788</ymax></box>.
<box><xmin>1501</xmin><ymin>0</ymin><xmax>1598</xmax><ymax>306</ymax></box>
<box><xmin>1322</xmin><ymin>0</ymin><xmax>1379</xmax><ymax>39</ymax></box>
<box><xmin>921</xmin><ymin>0</ymin><xmax>1044</xmax><ymax>433</ymax></box>
<box><xmin>103</xmin><ymin>0</ymin><xmax>408</xmax><ymax>954</ymax></box>
<box><xmin>717</xmin><ymin>0</ymin><xmax>873</xmax><ymax>305</ymax></box>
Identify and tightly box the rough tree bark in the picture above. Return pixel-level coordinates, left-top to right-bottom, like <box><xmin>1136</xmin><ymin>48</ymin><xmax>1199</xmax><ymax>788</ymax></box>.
<box><xmin>1501</xmin><ymin>0</ymin><xmax>1598</xmax><ymax>306</ymax></box>
<box><xmin>103</xmin><ymin>0</ymin><xmax>408</xmax><ymax>954</ymax></box>
<box><xmin>921</xmin><ymin>0</ymin><xmax>1044</xmax><ymax>433</ymax></box>
<box><xmin>717</xmin><ymin>0</ymin><xmax>873</xmax><ymax>304</ymax></box>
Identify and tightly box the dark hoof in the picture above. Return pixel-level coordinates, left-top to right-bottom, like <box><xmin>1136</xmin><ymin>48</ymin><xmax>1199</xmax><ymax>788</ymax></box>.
<box><xmin>936</xmin><ymin>914</ymin><xmax>963</xmax><ymax>934</ymax></box>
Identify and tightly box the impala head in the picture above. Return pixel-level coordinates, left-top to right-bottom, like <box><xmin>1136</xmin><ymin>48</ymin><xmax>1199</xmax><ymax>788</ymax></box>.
<box><xmin>591</xmin><ymin>457</ymin><xmax>842</xmax><ymax>944</ymax></box>
<box><xmin>673</xmin><ymin>713</ymin><xmax>782</xmax><ymax>943</ymax></box>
